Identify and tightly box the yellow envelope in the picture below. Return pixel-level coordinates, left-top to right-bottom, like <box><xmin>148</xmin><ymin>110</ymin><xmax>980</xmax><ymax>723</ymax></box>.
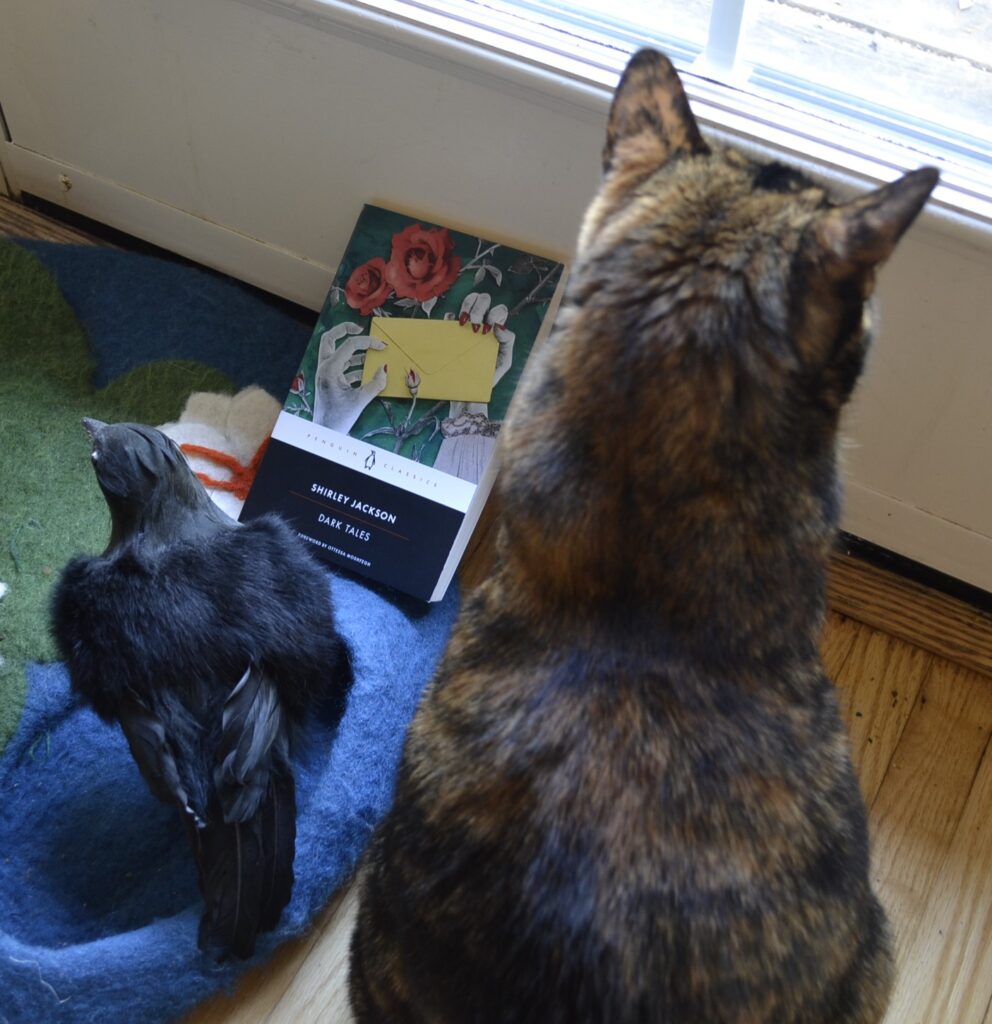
<box><xmin>361</xmin><ymin>317</ymin><xmax>498</xmax><ymax>404</ymax></box>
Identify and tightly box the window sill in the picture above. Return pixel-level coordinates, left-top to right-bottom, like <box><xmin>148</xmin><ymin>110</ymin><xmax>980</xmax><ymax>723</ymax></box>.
<box><xmin>238</xmin><ymin>0</ymin><xmax>992</xmax><ymax>248</ymax></box>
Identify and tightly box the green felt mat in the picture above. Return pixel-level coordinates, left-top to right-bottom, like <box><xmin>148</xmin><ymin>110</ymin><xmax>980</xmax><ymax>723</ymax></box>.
<box><xmin>0</xmin><ymin>237</ymin><xmax>233</xmax><ymax>752</ymax></box>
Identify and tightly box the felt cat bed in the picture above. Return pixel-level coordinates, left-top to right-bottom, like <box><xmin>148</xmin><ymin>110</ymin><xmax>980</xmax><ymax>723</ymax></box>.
<box><xmin>0</xmin><ymin>238</ymin><xmax>461</xmax><ymax>1022</ymax></box>
<box><xmin>0</xmin><ymin>574</ymin><xmax>458</xmax><ymax>1023</ymax></box>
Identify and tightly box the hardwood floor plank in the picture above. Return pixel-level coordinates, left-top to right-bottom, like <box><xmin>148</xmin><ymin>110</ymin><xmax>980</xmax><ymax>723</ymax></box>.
<box><xmin>828</xmin><ymin>551</ymin><xmax>992</xmax><ymax>679</ymax></box>
<box><xmin>184</xmin><ymin>887</ymin><xmax>350</xmax><ymax>1024</ymax></box>
<box><xmin>832</xmin><ymin>628</ymin><xmax>932</xmax><ymax>807</ymax></box>
<box><xmin>265</xmin><ymin>879</ymin><xmax>359</xmax><ymax>1024</ymax></box>
<box><xmin>0</xmin><ymin>194</ymin><xmax>106</xmax><ymax>245</ymax></box>
<box><xmin>820</xmin><ymin>611</ymin><xmax>861</xmax><ymax>680</ymax></box>
<box><xmin>883</xmin><ymin>694</ymin><xmax>992</xmax><ymax>1024</ymax></box>
<box><xmin>870</xmin><ymin>658</ymin><xmax>992</xmax><ymax>998</ymax></box>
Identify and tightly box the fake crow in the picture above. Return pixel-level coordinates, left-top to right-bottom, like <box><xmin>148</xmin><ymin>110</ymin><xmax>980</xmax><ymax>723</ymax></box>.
<box><xmin>52</xmin><ymin>419</ymin><xmax>353</xmax><ymax>959</ymax></box>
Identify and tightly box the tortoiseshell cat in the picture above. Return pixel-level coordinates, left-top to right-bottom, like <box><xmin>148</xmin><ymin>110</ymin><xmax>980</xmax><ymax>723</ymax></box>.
<box><xmin>350</xmin><ymin>49</ymin><xmax>937</xmax><ymax>1022</ymax></box>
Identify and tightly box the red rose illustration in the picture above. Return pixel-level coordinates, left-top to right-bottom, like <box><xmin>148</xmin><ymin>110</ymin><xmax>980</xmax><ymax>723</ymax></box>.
<box><xmin>344</xmin><ymin>257</ymin><xmax>392</xmax><ymax>315</ymax></box>
<box><xmin>386</xmin><ymin>225</ymin><xmax>461</xmax><ymax>302</ymax></box>
<box><xmin>290</xmin><ymin>372</ymin><xmax>305</xmax><ymax>394</ymax></box>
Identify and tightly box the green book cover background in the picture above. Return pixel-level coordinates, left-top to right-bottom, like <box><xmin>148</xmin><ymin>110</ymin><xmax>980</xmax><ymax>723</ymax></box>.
<box><xmin>285</xmin><ymin>205</ymin><xmax>564</xmax><ymax>471</ymax></box>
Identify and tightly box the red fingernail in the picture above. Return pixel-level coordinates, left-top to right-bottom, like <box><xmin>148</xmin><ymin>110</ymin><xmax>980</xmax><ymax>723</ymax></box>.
<box><xmin>471</xmin><ymin>322</ymin><xmax>480</xmax><ymax>333</ymax></box>
<box><xmin>482</xmin><ymin>323</ymin><xmax>491</xmax><ymax>334</ymax></box>
<box><xmin>459</xmin><ymin>312</ymin><xmax>470</xmax><ymax>325</ymax></box>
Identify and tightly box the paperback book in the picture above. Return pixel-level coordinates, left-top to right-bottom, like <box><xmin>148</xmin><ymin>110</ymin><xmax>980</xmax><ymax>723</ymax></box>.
<box><xmin>240</xmin><ymin>205</ymin><xmax>566</xmax><ymax>601</ymax></box>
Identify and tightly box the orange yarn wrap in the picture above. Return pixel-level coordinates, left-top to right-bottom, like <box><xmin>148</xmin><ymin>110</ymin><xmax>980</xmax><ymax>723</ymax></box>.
<box><xmin>180</xmin><ymin>436</ymin><xmax>271</xmax><ymax>502</ymax></box>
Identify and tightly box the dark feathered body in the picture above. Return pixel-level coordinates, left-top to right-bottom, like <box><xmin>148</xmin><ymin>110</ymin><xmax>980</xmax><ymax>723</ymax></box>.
<box><xmin>55</xmin><ymin>514</ymin><xmax>346</xmax><ymax>730</ymax></box>
<box><xmin>53</xmin><ymin>422</ymin><xmax>351</xmax><ymax>958</ymax></box>
<box><xmin>349</xmin><ymin>51</ymin><xmax>937</xmax><ymax>1022</ymax></box>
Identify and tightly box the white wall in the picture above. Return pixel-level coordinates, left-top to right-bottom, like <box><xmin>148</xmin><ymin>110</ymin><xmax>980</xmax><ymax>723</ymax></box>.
<box><xmin>1</xmin><ymin>0</ymin><xmax>990</xmax><ymax>589</ymax></box>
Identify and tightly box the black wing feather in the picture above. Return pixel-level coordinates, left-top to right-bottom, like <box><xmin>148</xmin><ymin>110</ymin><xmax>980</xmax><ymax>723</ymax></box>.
<box><xmin>214</xmin><ymin>664</ymin><xmax>285</xmax><ymax>824</ymax></box>
<box><xmin>196</xmin><ymin>663</ymin><xmax>297</xmax><ymax>958</ymax></box>
<box><xmin>117</xmin><ymin>688</ymin><xmax>202</xmax><ymax>824</ymax></box>
<box><xmin>259</xmin><ymin>755</ymin><xmax>296</xmax><ymax>933</ymax></box>
<box><xmin>255</xmin><ymin>749</ymin><xmax>294</xmax><ymax>933</ymax></box>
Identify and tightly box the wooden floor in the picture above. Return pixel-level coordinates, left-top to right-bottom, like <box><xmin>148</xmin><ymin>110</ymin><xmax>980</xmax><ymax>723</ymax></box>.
<box><xmin>3</xmin><ymin>193</ymin><xmax>991</xmax><ymax>1024</ymax></box>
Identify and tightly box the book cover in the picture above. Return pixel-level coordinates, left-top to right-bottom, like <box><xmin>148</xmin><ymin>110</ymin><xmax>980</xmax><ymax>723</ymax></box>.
<box><xmin>240</xmin><ymin>205</ymin><xmax>566</xmax><ymax>602</ymax></box>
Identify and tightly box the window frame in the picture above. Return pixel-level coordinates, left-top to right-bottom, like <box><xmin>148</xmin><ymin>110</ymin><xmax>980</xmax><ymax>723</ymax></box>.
<box><xmin>291</xmin><ymin>0</ymin><xmax>991</xmax><ymax>231</ymax></box>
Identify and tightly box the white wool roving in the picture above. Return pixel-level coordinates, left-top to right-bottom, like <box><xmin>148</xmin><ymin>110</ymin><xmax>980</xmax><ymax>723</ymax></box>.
<box><xmin>159</xmin><ymin>386</ymin><xmax>281</xmax><ymax>519</ymax></box>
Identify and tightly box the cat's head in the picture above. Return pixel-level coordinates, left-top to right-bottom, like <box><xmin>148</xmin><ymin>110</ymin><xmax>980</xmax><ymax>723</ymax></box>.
<box><xmin>576</xmin><ymin>49</ymin><xmax>937</xmax><ymax>421</ymax></box>
<box><xmin>498</xmin><ymin>51</ymin><xmax>937</xmax><ymax>613</ymax></box>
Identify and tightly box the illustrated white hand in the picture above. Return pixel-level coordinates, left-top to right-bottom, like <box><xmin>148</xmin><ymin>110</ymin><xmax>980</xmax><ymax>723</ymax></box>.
<box><xmin>488</xmin><ymin>304</ymin><xmax>514</xmax><ymax>389</ymax></box>
<box><xmin>445</xmin><ymin>294</ymin><xmax>515</xmax><ymax>417</ymax></box>
<box><xmin>312</xmin><ymin>322</ymin><xmax>388</xmax><ymax>434</ymax></box>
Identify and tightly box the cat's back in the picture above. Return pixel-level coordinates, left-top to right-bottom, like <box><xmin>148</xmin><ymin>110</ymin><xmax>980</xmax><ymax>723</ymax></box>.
<box><xmin>360</xmin><ymin>591</ymin><xmax>883</xmax><ymax>1023</ymax></box>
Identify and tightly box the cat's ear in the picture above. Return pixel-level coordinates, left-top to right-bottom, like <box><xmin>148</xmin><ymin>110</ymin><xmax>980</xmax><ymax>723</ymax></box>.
<box><xmin>814</xmin><ymin>167</ymin><xmax>939</xmax><ymax>274</ymax></box>
<box><xmin>603</xmin><ymin>49</ymin><xmax>709</xmax><ymax>174</ymax></box>
<box><xmin>797</xmin><ymin>167</ymin><xmax>938</xmax><ymax>400</ymax></box>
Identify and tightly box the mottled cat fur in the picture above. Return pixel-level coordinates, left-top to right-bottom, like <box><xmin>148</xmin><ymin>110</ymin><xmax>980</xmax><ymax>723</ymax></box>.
<box><xmin>349</xmin><ymin>49</ymin><xmax>938</xmax><ymax>1022</ymax></box>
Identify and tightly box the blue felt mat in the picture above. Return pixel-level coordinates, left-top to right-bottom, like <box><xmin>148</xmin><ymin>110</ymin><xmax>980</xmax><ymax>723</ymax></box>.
<box><xmin>0</xmin><ymin>573</ymin><xmax>458</xmax><ymax>1023</ymax></box>
<box><xmin>15</xmin><ymin>240</ymin><xmax>311</xmax><ymax>398</ymax></box>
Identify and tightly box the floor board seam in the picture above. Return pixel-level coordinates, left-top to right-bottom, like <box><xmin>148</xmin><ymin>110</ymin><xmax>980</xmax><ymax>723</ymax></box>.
<box><xmin>867</xmin><ymin>654</ymin><xmax>936</xmax><ymax>814</ymax></box>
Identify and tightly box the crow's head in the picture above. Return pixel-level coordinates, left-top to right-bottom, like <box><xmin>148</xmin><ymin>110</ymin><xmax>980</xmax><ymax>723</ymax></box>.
<box><xmin>82</xmin><ymin>419</ymin><xmax>229</xmax><ymax>548</ymax></box>
<box><xmin>83</xmin><ymin>419</ymin><xmax>193</xmax><ymax>504</ymax></box>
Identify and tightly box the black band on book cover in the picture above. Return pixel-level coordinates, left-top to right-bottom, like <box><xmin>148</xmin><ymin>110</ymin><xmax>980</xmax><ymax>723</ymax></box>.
<box><xmin>241</xmin><ymin>438</ymin><xmax>465</xmax><ymax>602</ymax></box>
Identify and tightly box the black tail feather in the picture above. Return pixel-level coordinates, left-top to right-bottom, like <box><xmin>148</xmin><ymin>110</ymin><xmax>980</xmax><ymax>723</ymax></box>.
<box><xmin>259</xmin><ymin>766</ymin><xmax>296</xmax><ymax>933</ymax></box>
<box><xmin>195</xmin><ymin>766</ymin><xmax>296</xmax><ymax>960</ymax></box>
<box><xmin>197</xmin><ymin>815</ymin><xmax>265</xmax><ymax>960</ymax></box>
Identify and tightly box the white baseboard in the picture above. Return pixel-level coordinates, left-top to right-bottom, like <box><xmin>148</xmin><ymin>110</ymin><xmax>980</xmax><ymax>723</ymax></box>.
<box><xmin>843</xmin><ymin>482</ymin><xmax>992</xmax><ymax>593</ymax></box>
<box><xmin>0</xmin><ymin>142</ymin><xmax>332</xmax><ymax>310</ymax></box>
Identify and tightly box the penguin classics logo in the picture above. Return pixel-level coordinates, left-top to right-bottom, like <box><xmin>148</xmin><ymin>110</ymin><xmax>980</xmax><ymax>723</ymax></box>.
<box><xmin>364</xmin><ymin>450</ymin><xmax>376</xmax><ymax>472</ymax></box>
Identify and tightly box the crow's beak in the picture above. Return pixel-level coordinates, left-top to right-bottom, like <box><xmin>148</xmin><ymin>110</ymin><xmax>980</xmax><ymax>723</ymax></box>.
<box><xmin>82</xmin><ymin>418</ymin><xmax>106</xmax><ymax>442</ymax></box>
